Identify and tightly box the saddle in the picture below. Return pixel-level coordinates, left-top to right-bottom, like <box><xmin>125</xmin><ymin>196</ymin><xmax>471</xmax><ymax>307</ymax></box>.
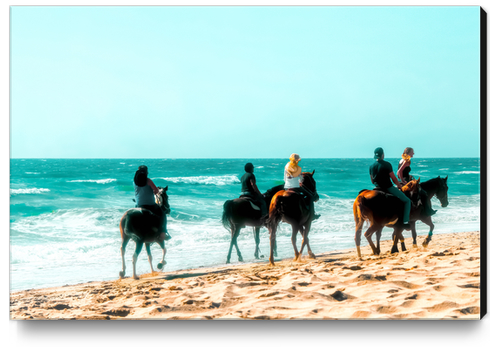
<box><xmin>239</xmin><ymin>195</ymin><xmax>261</xmax><ymax>211</ymax></box>
<box><xmin>359</xmin><ymin>188</ymin><xmax>420</xmax><ymax>209</ymax></box>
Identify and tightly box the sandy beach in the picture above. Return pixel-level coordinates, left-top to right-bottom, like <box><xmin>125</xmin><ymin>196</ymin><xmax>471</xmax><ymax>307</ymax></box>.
<box><xmin>10</xmin><ymin>231</ymin><xmax>481</xmax><ymax>320</ymax></box>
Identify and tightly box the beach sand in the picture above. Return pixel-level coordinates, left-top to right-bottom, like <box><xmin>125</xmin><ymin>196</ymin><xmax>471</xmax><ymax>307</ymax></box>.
<box><xmin>10</xmin><ymin>231</ymin><xmax>481</xmax><ymax>320</ymax></box>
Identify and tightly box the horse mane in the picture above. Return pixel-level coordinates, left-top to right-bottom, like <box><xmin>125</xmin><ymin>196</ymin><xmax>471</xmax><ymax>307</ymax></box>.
<box><xmin>401</xmin><ymin>179</ymin><xmax>419</xmax><ymax>193</ymax></box>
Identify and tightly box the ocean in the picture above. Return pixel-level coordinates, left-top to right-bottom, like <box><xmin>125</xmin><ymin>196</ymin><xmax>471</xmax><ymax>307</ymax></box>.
<box><xmin>9</xmin><ymin>158</ymin><xmax>480</xmax><ymax>291</ymax></box>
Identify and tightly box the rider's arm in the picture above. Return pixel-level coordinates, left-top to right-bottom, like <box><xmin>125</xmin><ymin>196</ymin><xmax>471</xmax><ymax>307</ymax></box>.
<box><xmin>397</xmin><ymin>160</ymin><xmax>409</xmax><ymax>185</ymax></box>
<box><xmin>250</xmin><ymin>176</ymin><xmax>261</xmax><ymax>195</ymax></box>
<box><xmin>390</xmin><ymin>172</ymin><xmax>403</xmax><ymax>189</ymax></box>
<box><xmin>147</xmin><ymin>178</ymin><xmax>159</xmax><ymax>195</ymax></box>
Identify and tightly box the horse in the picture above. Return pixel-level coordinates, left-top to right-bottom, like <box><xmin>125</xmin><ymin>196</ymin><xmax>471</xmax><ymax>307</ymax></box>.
<box><xmin>353</xmin><ymin>179</ymin><xmax>421</xmax><ymax>259</ymax></box>
<box><xmin>221</xmin><ymin>185</ymin><xmax>284</xmax><ymax>263</ymax></box>
<box><xmin>119</xmin><ymin>186</ymin><xmax>170</xmax><ymax>280</ymax></box>
<box><xmin>407</xmin><ymin>176</ymin><xmax>449</xmax><ymax>247</ymax></box>
<box><xmin>267</xmin><ymin>171</ymin><xmax>319</xmax><ymax>266</ymax></box>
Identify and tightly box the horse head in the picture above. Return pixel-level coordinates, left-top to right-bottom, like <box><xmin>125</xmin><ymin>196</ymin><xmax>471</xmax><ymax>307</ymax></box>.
<box><xmin>435</xmin><ymin>176</ymin><xmax>449</xmax><ymax>207</ymax></box>
<box><xmin>402</xmin><ymin>178</ymin><xmax>421</xmax><ymax>203</ymax></box>
<box><xmin>301</xmin><ymin>170</ymin><xmax>319</xmax><ymax>202</ymax></box>
<box><xmin>156</xmin><ymin>186</ymin><xmax>171</xmax><ymax>214</ymax></box>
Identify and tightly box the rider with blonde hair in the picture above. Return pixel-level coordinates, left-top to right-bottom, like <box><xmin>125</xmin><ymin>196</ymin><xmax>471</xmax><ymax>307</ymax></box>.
<box><xmin>284</xmin><ymin>153</ymin><xmax>319</xmax><ymax>220</ymax></box>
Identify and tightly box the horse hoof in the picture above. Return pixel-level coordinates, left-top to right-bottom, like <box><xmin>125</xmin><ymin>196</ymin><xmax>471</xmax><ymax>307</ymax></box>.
<box><xmin>260</xmin><ymin>255</ymin><xmax>265</xmax><ymax>258</ymax></box>
<box><xmin>133</xmin><ymin>276</ymin><xmax>139</xmax><ymax>280</ymax></box>
<box><xmin>309</xmin><ymin>254</ymin><xmax>316</xmax><ymax>259</ymax></box>
<box><xmin>157</xmin><ymin>262</ymin><xmax>163</xmax><ymax>270</ymax></box>
<box><xmin>413</xmin><ymin>244</ymin><xmax>418</xmax><ymax>249</ymax></box>
<box><xmin>119</xmin><ymin>271</ymin><xmax>125</xmax><ymax>279</ymax></box>
<box><xmin>238</xmin><ymin>257</ymin><xmax>244</xmax><ymax>262</ymax></box>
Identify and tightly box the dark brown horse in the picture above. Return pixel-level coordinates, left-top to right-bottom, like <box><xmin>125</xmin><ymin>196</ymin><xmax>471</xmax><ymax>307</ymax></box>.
<box><xmin>119</xmin><ymin>186</ymin><xmax>170</xmax><ymax>279</ymax></box>
<box><xmin>222</xmin><ymin>185</ymin><xmax>284</xmax><ymax>263</ymax></box>
<box><xmin>353</xmin><ymin>179</ymin><xmax>421</xmax><ymax>259</ymax></box>
<box><xmin>407</xmin><ymin>176</ymin><xmax>449</xmax><ymax>247</ymax></box>
<box><xmin>267</xmin><ymin>171</ymin><xmax>319</xmax><ymax>266</ymax></box>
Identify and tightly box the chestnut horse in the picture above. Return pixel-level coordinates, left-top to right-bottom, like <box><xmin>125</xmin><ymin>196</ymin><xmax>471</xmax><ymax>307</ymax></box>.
<box><xmin>119</xmin><ymin>186</ymin><xmax>170</xmax><ymax>279</ymax></box>
<box><xmin>353</xmin><ymin>179</ymin><xmax>421</xmax><ymax>259</ymax></box>
<box><xmin>407</xmin><ymin>176</ymin><xmax>449</xmax><ymax>248</ymax></box>
<box><xmin>221</xmin><ymin>185</ymin><xmax>284</xmax><ymax>263</ymax></box>
<box><xmin>267</xmin><ymin>171</ymin><xmax>319</xmax><ymax>266</ymax></box>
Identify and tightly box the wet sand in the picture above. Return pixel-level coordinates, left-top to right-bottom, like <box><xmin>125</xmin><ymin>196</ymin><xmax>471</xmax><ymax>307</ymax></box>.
<box><xmin>10</xmin><ymin>231</ymin><xmax>481</xmax><ymax>320</ymax></box>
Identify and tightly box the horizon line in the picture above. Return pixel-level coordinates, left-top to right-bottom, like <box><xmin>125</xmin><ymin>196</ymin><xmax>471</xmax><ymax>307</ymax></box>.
<box><xmin>9</xmin><ymin>156</ymin><xmax>482</xmax><ymax>160</ymax></box>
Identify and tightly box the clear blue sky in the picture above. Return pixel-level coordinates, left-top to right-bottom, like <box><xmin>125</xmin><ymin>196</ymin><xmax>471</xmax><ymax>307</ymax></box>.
<box><xmin>10</xmin><ymin>6</ymin><xmax>481</xmax><ymax>158</ymax></box>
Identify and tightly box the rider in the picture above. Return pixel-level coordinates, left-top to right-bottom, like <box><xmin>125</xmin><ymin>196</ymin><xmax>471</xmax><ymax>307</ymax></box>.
<box><xmin>284</xmin><ymin>153</ymin><xmax>320</xmax><ymax>220</ymax></box>
<box><xmin>240</xmin><ymin>163</ymin><xmax>267</xmax><ymax>218</ymax></box>
<box><xmin>133</xmin><ymin>165</ymin><xmax>171</xmax><ymax>240</ymax></box>
<box><xmin>369</xmin><ymin>147</ymin><xmax>411</xmax><ymax>230</ymax></box>
<box><xmin>397</xmin><ymin>147</ymin><xmax>437</xmax><ymax>216</ymax></box>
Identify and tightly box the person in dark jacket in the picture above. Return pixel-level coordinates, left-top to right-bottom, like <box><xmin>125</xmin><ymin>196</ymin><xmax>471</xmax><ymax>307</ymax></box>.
<box><xmin>240</xmin><ymin>163</ymin><xmax>267</xmax><ymax>217</ymax></box>
<box><xmin>369</xmin><ymin>147</ymin><xmax>411</xmax><ymax>230</ymax></box>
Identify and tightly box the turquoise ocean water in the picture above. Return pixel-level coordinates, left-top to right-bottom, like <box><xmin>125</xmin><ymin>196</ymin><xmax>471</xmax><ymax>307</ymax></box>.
<box><xmin>10</xmin><ymin>158</ymin><xmax>480</xmax><ymax>291</ymax></box>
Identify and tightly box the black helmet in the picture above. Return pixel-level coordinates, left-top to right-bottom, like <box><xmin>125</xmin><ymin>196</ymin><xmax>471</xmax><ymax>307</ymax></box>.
<box><xmin>244</xmin><ymin>163</ymin><xmax>254</xmax><ymax>173</ymax></box>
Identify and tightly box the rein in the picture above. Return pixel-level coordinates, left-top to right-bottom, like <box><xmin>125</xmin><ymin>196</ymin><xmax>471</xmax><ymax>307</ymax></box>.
<box><xmin>300</xmin><ymin>176</ymin><xmax>317</xmax><ymax>197</ymax></box>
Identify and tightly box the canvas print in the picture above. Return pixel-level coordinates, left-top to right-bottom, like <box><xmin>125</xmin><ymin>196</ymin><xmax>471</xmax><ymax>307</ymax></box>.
<box><xmin>9</xmin><ymin>5</ymin><xmax>484</xmax><ymax>320</ymax></box>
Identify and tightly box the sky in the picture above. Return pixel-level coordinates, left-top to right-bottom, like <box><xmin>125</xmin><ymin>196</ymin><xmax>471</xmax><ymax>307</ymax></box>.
<box><xmin>9</xmin><ymin>5</ymin><xmax>482</xmax><ymax>158</ymax></box>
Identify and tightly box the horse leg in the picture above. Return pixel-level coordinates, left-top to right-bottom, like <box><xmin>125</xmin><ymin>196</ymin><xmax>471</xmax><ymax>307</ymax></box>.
<box><xmin>390</xmin><ymin>228</ymin><xmax>403</xmax><ymax>254</ymax></box>
<box><xmin>301</xmin><ymin>222</ymin><xmax>316</xmax><ymax>260</ymax></box>
<box><xmin>355</xmin><ymin>219</ymin><xmax>364</xmax><ymax>259</ymax></box>
<box><xmin>269</xmin><ymin>227</ymin><xmax>277</xmax><ymax>266</ymax></box>
<box><xmin>155</xmin><ymin>239</ymin><xmax>166</xmax><ymax>270</ymax></box>
<box><xmin>253</xmin><ymin>227</ymin><xmax>263</xmax><ymax>259</ymax></box>
<box><xmin>410</xmin><ymin>222</ymin><xmax>418</xmax><ymax>247</ymax></box>
<box><xmin>421</xmin><ymin>217</ymin><xmax>435</xmax><ymax>247</ymax></box>
<box><xmin>119</xmin><ymin>236</ymin><xmax>130</xmax><ymax>279</ymax></box>
<box><xmin>375</xmin><ymin>229</ymin><xmax>382</xmax><ymax>255</ymax></box>
<box><xmin>226</xmin><ymin>224</ymin><xmax>237</xmax><ymax>264</ymax></box>
<box><xmin>234</xmin><ymin>227</ymin><xmax>243</xmax><ymax>262</ymax></box>
<box><xmin>292</xmin><ymin>226</ymin><xmax>300</xmax><ymax>261</ymax></box>
<box><xmin>364</xmin><ymin>225</ymin><xmax>381</xmax><ymax>256</ymax></box>
<box><xmin>145</xmin><ymin>243</ymin><xmax>154</xmax><ymax>273</ymax></box>
<box><xmin>132</xmin><ymin>241</ymin><xmax>144</xmax><ymax>280</ymax></box>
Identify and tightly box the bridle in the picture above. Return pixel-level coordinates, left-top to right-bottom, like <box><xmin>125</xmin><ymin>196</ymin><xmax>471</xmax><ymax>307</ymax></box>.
<box><xmin>300</xmin><ymin>175</ymin><xmax>317</xmax><ymax>198</ymax></box>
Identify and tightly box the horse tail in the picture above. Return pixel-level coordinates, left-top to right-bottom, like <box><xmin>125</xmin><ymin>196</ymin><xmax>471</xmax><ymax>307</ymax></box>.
<box><xmin>222</xmin><ymin>200</ymin><xmax>233</xmax><ymax>231</ymax></box>
<box><xmin>121</xmin><ymin>209</ymin><xmax>142</xmax><ymax>242</ymax></box>
<box><xmin>119</xmin><ymin>213</ymin><xmax>126</xmax><ymax>240</ymax></box>
<box><xmin>355</xmin><ymin>194</ymin><xmax>372</xmax><ymax>224</ymax></box>
<box><xmin>267</xmin><ymin>193</ymin><xmax>284</xmax><ymax>232</ymax></box>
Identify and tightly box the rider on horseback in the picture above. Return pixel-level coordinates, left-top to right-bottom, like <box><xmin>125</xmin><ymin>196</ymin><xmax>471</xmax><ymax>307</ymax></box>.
<box><xmin>284</xmin><ymin>153</ymin><xmax>320</xmax><ymax>220</ymax></box>
<box><xmin>369</xmin><ymin>147</ymin><xmax>411</xmax><ymax>230</ymax></box>
<box><xmin>134</xmin><ymin>165</ymin><xmax>171</xmax><ymax>240</ymax></box>
<box><xmin>397</xmin><ymin>147</ymin><xmax>437</xmax><ymax>217</ymax></box>
<box><xmin>239</xmin><ymin>163</ymin><xmax>267</xmax><ymax>218</ymax></box>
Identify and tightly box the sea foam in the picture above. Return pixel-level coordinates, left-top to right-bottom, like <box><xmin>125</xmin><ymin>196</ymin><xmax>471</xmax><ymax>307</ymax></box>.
<box><xmin>10</xmin><ymin>188</ymin><xmax>50</xmax><ymax>195</ymax></box>
<box><xmin>68</xmin><ymin>179</ymin><xmax>117</xmax><ymax>184</ymax></box>
<box><xmin>159</xmin><ymin>175</ymin><xmax>240</xmax><ymax>186</ymax></box>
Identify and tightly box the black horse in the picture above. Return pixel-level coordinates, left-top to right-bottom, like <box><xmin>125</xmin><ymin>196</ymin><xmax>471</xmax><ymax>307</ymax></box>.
<box><xmin>222</xmin><ymin>185</ymin><xmax>284</xmax><ymax>263</ymax></box>
<box><xmin>407</xmin><ymin>176</ymin><xmax>449</xmax><ymax>247</ymax></box>
<box><xmin>267</xmin><ymin>171</ymin><xmax>319</xmax><ymax>266</ymax></box>
<box><xmin>119</xmin><ymin>186</ymin><xmax>170</xmax><ymax>280</ymax></box>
